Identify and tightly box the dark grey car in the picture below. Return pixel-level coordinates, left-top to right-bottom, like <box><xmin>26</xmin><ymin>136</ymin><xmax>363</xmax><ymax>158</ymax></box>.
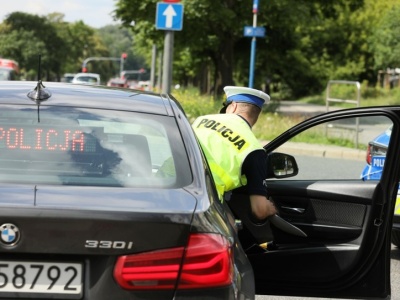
<box><xmin>0</xmin><ymin>81</ymin><xmax>397</xmax><ymax>299</ymax></box>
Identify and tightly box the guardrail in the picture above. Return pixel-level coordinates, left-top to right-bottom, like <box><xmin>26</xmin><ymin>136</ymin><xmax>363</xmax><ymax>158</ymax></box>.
<box><xmin>325</xmin><ymin>80</ymin><xmax>361</xmax><ymax>148</ymax></box>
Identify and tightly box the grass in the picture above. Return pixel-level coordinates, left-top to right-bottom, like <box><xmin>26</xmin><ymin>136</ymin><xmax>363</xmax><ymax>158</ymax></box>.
<box><xmin>172</xmin><ymin>84</ymin><xmax>400</xmax><ymax>148</ymax></box>
<box><xmin>252</xmin><ymin>112</ymin><xmax>302</xmax><ymax>141</ymax></box>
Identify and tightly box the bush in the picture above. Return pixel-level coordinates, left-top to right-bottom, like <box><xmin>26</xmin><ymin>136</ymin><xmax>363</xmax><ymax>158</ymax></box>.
<box><xmin>171</xmin><ymin>88</ymin><xmax>222</xmax><ymax>123</ymax></box>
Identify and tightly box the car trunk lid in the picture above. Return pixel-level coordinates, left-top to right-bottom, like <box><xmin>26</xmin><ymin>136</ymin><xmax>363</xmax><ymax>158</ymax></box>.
<box><xmin>0</xmin><ymin>186</ymin><xmax>197</xmax><ymax>255</ymax></box>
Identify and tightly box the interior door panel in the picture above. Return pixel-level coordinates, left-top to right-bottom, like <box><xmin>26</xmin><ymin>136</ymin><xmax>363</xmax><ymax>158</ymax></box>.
<box><xmin>269</xmin><ymin>181</ymin><xmax>374</xmax><ymax>240</ymax></box>
<box><xmin>228</xmin><ymin>180</ymin><xmax>375</xmax><ymax>281</ymax></box>
<box><xmin>229</xmin><ymin>110</ymin><xmax>400</xmax><ymax>299</ymax></box>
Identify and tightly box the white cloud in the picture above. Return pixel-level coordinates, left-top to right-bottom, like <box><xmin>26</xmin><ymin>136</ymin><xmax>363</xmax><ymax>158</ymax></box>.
<box><xmin>2</xmin><ymin>0</ymin><xmax>118</xmax><ymax>28</ymax></box>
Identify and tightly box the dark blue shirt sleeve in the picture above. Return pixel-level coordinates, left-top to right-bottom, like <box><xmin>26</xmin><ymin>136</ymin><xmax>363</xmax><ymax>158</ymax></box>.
<box><xmin>234</xmin><ymin>149</ymin><xmax>268</xmax><ymax>197</ymax></box>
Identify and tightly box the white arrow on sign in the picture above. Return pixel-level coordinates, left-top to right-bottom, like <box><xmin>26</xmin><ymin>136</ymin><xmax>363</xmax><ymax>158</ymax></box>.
<box><xmin>163</xmin><ymin>5</ymin><xmax>177</xmax><ymax>28</ymax></box>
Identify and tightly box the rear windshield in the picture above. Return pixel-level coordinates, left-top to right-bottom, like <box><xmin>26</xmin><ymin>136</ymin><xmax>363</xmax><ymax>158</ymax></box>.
<box><xmin>0</xmin><ymin>106</ymin><xmax>192</xmax><ymax>188</ymax></box>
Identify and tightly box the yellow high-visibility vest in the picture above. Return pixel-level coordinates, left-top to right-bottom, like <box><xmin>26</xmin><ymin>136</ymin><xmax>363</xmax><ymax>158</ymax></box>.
<box><xmin>395</xmin><ymin>195</ymin><xmax>400</xmax><ymax>215</ymax></box>
<box><xmin>192</xmin><ymin>114</ymin><xmax>264</xmax><ymax>200</ymax></box>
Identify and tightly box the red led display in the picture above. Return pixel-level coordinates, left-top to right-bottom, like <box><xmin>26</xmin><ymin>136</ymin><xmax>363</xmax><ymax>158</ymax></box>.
<box><xmin>0</xmin><ymin>126</ymin><xmax>96</xmax><ymax>153</ymax></box>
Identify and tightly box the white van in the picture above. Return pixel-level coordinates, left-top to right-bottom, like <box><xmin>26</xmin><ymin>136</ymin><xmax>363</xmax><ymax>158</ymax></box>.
<box><xmin>72</xmin><ymin>73</ymin><xmax>101</xmax><ymax>85</ymax></box>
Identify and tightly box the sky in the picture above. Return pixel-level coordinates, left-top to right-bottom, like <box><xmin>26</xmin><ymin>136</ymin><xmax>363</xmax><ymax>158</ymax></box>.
<box><xmin>2</xmin><ymin>0</ymin><xmax>118</xmax><ymax>28</ymax></box>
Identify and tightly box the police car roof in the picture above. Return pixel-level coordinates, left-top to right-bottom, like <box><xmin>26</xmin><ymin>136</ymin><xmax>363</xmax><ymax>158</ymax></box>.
<box><xmin>0</xmin><ymin>81</ymin><xmax>175</xmax><ymax>116</ymax></box>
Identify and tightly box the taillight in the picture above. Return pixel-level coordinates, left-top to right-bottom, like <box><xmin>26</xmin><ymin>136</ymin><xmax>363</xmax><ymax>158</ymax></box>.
<box><xmin>366</xmin><ymin>143</ymin><xmax>372</xmax><ymax>164</ymax></box>
<box><xmin>366</xmin><ymin>142</ymin><xmax>387</xmax><ymax>165</ymax></box>
<box><xmin>177</xmin><ymin>233</ymin><xmax>233</xmax><ymax>289</ymax></box>
<box><xmin>114</xmin><ymin>246</ymin><xmax>184</xmax><ymax>290</ymax></box>
<box><xmin>113</xmin><ymin>233</ymin><xmax>233</xmax><ymax>290</ymax></box>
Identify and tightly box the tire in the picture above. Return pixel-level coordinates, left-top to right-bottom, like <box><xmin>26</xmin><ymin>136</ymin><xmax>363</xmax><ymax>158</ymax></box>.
<box><xmin>392</xmin><ymin>230</ymin><xmax>400</xmax><ymax>248</ymax></box>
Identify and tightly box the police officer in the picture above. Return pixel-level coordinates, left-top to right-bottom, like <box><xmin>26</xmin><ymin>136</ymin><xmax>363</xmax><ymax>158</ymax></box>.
<box><xmin>192</xmin><ymin>86</ymin><xmax>277</xmax><ymax>223</ymax></box>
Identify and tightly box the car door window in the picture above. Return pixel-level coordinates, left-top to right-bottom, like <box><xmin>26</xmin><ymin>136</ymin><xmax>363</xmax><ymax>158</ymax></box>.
<box><xmin>269</xmin><ymin>115</ymin><xmax>393</xmax><ymax>181</ymax></box>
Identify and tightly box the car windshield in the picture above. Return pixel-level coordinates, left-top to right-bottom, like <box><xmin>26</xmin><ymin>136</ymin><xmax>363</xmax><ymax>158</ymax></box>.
<box><xmin>0</xmin><ymin>106</ymin><xmax>192</xmax><ymax>188</ymax></box>
<box><xmin>75</xmin><ymin>76</ymin><xmax>98</xmax><ymax>83</ymax></box>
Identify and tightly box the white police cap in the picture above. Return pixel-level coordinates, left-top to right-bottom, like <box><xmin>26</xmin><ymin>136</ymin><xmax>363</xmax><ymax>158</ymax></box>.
<box><xmin>221</xmin><ymin>86</ymin><xmax>270</xmax><ymax>113</ymax></box>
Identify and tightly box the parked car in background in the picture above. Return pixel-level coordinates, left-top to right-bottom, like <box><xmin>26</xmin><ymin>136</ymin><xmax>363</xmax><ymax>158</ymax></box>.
<box><xmin>61</xmin><ymin>73</ymin><xmax>76</xmax><ymax>83</ymax></box>
<box><xmin>361</xmin><ymin>125</ymin><xmax>400</xmax><ymax>247</ymax></box>
<box><xmin>71</xmin><ymin>72</ymin><xmax>101</xmax><ymax>85</ymax></box>
<box><xmin>0</xmin><ymin>81</ymin><xmax>397</xmax><ymax>299</ymax></box>
<box><xmin>121</xmin><ymin>69</ymin><xmax>150</xmax><ymax>90</ymax></box>
<box><xmin>0</xmin><ymin>58</ymin><xmax>20</xmax><ymax>80</ymax></box>
<box><xmin>107</xmin><ymin>77</ymin><xmax>128</xmax><ymax>88</ymax></box>
<box><xmin>136</xmin><ymin>80</ymin><xmax>150</xmax><ymax>91</ymax></box>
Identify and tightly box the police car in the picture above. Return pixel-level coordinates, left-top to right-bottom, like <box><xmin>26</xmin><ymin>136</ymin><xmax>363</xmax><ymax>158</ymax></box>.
<box><xmin>0</xmin><ymin>80</ymin><xmax>398</xmax><ymax>299</ymax></box>
<box><xmin>361</xmin><ymin>125</ymin><xmax>400</xmax><ymax>247</ymax></box>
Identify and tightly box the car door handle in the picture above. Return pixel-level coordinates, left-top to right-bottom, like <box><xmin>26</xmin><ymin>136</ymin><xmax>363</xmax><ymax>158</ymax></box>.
<box><xmin>280</xmin><ymin>206</ymin><xmax>305</xmax><ymax>214</ymax></box>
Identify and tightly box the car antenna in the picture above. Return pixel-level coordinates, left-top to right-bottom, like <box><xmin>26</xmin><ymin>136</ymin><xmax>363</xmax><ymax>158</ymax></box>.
<box><xmin>27</xmin><ymin>54</ymin><xmax>52</xmax><ymax>122</ymax></box>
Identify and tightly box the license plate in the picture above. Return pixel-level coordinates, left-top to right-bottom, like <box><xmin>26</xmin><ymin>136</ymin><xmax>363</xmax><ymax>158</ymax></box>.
<box><xmin>371</xmin><ymin>156</ymin><xmax>385</xmax><ymax>168</ymax></box>
<box><xmin>0</xmin><ymin>261</ymin><xmax>82</xmax><ymax>297</ymax></box>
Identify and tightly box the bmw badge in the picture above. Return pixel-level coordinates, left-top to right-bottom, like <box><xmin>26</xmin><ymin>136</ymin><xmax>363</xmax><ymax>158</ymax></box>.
<box><xmin>0</xmin><ymin>223</ymin><xmax>20</xmax><ymax>246</ymax></box>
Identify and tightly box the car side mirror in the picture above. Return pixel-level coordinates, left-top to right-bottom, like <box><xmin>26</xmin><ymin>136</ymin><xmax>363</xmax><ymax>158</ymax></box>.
<box><xmin>266</xmin><ymin>152</ymin><xmax>299</xmax><ymax>178</ymax></box>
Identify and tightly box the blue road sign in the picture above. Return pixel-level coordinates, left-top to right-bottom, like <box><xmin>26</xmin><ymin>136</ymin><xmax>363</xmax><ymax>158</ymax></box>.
<box><xmin>244</xmin><ymin>26</ymin><xmax>266</xmax><ymax>38</ymax></box>
<box><xmin>253</xmin><ymin>0</ymin><xmax>259</xmax><ymax>13</ymax></box>
<box><xmin>156</xmin><ymin>3</ymin><xmax>184</xmax><ymax>31</ymax></box>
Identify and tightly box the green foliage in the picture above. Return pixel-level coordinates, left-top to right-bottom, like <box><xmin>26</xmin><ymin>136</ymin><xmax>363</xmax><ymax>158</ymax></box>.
<box><xmin>0</xmin><ymin>12</ymin><xmax>66</xmax><ymax>80</ymax></box>
<box><xmin>171</xmin><ymin>88</ymin><xmax>222</xmax><ymax>123</ymax></box>
<box><xmin>0</xmin><ymin>12</ymin><xmax>113</xmax><ymax>81</ymax></box>
<box><xmin>253</xmin><ymin>113</ymin><xmax>302</xmax><ymax>141</ymax></box>
<box><xmin>2</xmin><ymin>0</ymin><xmax>400</xmax><ymax>102</ymax></box>
<box><xmin>98</xmin><ymin>25</ymin><xmax>148</xmax><ymax>76</ymax></box>
<box><xmin>290</xmin><ymin>132</ymin><xmax>364</xmax><ymax>149</ymax></box>
<box><xmin>0</xmin><ymin>11</ymin><xmax>150</xmax><ymax>84</ymax></box>
<box><xmin>327</xmin><ymin>82</ymin><xmax>361</xmax><ymax>102</ymax></box>
<box><xmin>291</xmin><ymin>79</ymin><xmax>400</xmax><ymax>107</ymax></box>
<box><xmin>60</xmin><ymin>21</ymin><xmax>103</xmax><ymax>75</ymax></box>
<box><xmin>360</xmin><ymin>87</ymin><xmax>400</xmax><ymax>106</ymax></box>
<box><xmin>176</xmin><ymin>86</ymin><xmax>396</xmax><ymax>148</ymax></box>
<box><xmin>0</xmin><ymin>29</ymin><xmax>46</xmax><ymax>78</ymax></box>
<box><xmin>113</xmin><ymin>0</ymin><xmax>396</xmax><ymax>99</ymax></box>
<box><xmin>370</xmin><ymin>3</ymin><xmax>400</xmax><ymax>69</ymax></box>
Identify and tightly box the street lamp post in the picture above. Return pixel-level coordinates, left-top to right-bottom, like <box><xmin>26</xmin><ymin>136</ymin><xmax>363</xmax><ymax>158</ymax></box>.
<box><xmin>120</xmin><ymin>53</ymin><xmax>127</xmax><ymax>75</ymax></box>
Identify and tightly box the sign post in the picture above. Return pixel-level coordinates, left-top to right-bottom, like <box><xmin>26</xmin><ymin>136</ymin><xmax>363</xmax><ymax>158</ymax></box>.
<box><xmin>156</xmin><ymin>1</ymin><xmax>184</xmax><ymax>94</ymax></box>
<box><xmin>244</xmin><ymin>0</ymin><xmax>265</xmax><ymax>88</ymax></box>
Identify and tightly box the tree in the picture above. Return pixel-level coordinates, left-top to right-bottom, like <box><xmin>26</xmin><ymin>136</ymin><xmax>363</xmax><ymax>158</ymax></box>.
<box><xmin>98</xmin><ymin>25</ymin><xmax>148</xmax><ymax>77</ymax></box>
<box><xmin>0</xmin><ymin>12</ymin><xmax>116</xmax><ymax>83</ymax></box>
<box><xmin>114</xmin><ymin>0</ymin><xmax>251</xmax><ymax>95</ymax></box>
<box><xmin>114</xmin><ymin>0</ymin><xmax>369</xmax><ymax>98</ymax></box>
<box><xmin>0</xmin><ymin>12</ymin><xmax>66</xmax><ymax>80</ymax></box>
<box><xmin>369</xmin><ymin>3</ymin><xmax>400</xmax><ymax>71</ymax></box>
<box><xmin>3</xmin><ymin>1</ymin><xmax>396</xmax><ymax>98</ymax></box>
<box><xmin>50</xmin><ymin>16</ymin><xmax>114</xmax><ymax>81</ymax></box>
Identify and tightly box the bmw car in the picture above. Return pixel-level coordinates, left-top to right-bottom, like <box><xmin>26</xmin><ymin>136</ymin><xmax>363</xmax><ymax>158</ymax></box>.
<box><xmin>0</xmin><ymin>80</ymin><xmax>398</xmax><ymax>299</ymax></box>
<box><xmin>361</xmin><ymin>125</ymin><xmax>400</xmax><ymax>247</ymax></box>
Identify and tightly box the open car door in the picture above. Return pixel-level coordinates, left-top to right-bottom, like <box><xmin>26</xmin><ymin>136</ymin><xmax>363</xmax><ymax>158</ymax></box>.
<box><xmin>228</xmin><ymin>107</ymin><xmax>400</xmax><ymax>299</ymax></box>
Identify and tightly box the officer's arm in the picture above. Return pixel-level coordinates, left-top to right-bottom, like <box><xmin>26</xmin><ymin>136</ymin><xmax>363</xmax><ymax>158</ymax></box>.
<box><xmin>243</xmin><ymin>150</ymin><xmax>276</xmax><ymax>221</ymax></box>
<box><xmin>250</xmin><ymin>195</ymin><xmax>277</xmax><ymax>221</ymax></box>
